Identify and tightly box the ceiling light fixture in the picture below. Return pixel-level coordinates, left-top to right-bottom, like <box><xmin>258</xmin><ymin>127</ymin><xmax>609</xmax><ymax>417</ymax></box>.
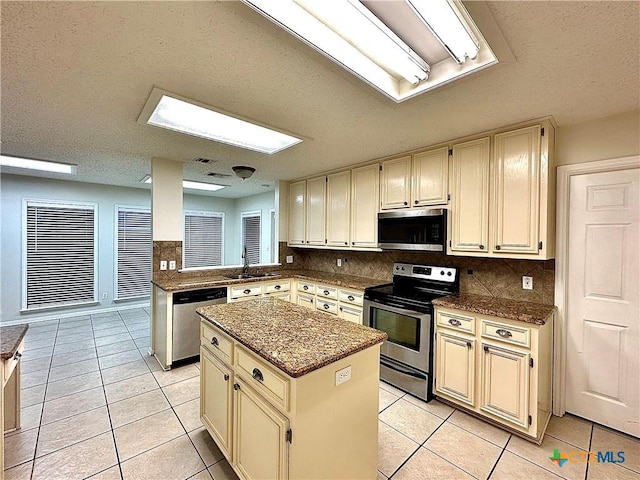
<box><xmin>232</xmin><ymin>166</ymin><xmax>256</xmax><ymax>180</ymax></box>
<box><xmin>141</xmin><ymin>175</ymin><xmax>226</xmax><ymax>192</ymax></box>
<box><xmin>138</xmin><ymin>89</ymin><xmax>303</xmax><ymax>155</ymax></box>
<box><xmin>405</xmin><ymin>0</ymin><xmax>479</xmax><ymax>64</ymax></box>
<box><xmin>0</xmin><ymin>154</ymin><xmax>77</xmax><ymax>174</ymax></box>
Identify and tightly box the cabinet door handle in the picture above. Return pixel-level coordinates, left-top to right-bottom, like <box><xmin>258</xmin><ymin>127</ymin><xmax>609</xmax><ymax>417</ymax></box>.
<box><xmin>323</xmin><ymin>304</ymin><xmax>329</xmax><ymax>309</ymax></box>
<box><xmin>303</xmin><ymin>286</ymin><xmax>308</xmax><ymax>290</ymax></box>
<box><xmin>274</xmin><ymin>285</ymin><xmax>281</xmax><ymax>290</ymax></box>
<box><xmin>211</xmin><ymin>337</ymin><xmax>219</xmax><ymax>347</ymax></box>
<box><xmin>466</xmin><ymin>341</ymin><xmax>472</xmax><ymax>349</ymax></box>
<box><xmin>252</xmin><ymin>368</ymin><xmax>264</xmax><ymax>382</ymax></box>
<box><xmin>233</xmin><ymin>383</ymin><xmax>240</xmax><ymax>391</ymax></box>
<box><xmin>479</xmin><ymin>245</ymin><xmax>485</xmax><ymax>250</ymax></box>
<box><xmin>223</xmin><ymin>374</ymin><xmax>229</xmax><ymax>381</ymax></box>
<box><xmin>13</xmin><ymin>351</ymin><xmax>22</xmax><ymax>360</ymax></box>
<box><xmin>495</xmin><ymin>245</ymin><xmax>501</xmax><ymax>250</ymax></box>
<box><xmin>347</xmin><ymin>295</ymin><xmax>355</xmax><ymax>301</ymax></box>
<box><xmin>243</xmin><ymin>289</ymin><xmax>251</xmax><ymax>294</ymax></box>
<box><xmin>344</xmin><ymin>242</ymin><xmax>348</xmax><ymax>245</ymax></box>
<box><xmin>448</xmin><ymin>318</ymin><xmax>461</xmax><ymax>327</ymax></box>
<box><xmin>414</xmin><ymin>200</ymin><xmax>418</xmax><ymax>205</ymax></box>
<box><xmin>352</xmin><ymin>242</ymin><xmax>355</xmax><ymax>245</ymax></box>
<box><xmin>496</xmin><ymin>329</ymin><xmax>512</xmax><ymax>338</ymax></box>
<box><xmin>403</xmin><ymin>201</ymin><xmax>408</xmax><ymax>206</ymax></box>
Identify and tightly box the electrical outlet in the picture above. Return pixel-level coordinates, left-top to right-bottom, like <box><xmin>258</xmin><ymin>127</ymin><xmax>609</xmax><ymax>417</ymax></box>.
<box><xmin>169</xmin><ymin>260</ymin><xmax>176</xmax><ymax>270</ymax></box>
<box><xmin>337</xmin><ymin>258</ymin><xmax>342</xmax><ymax>267</ymax></box>
<box><xmin>335</xmin><ymin>366</ymin><xmax>351</xmax><ymax>386</ymax></box>
<box><xmin>160</xmin><ymin>260</ymin><xmax>167</xmax><ymax>271</ymax></box>
<box><xmin>522</xmin><ymin>276</ymin><xmax>533</xmax><ymax>290</ymax></box>
<box><xmin>286</xmin><ymin>255</ymin><xmax>294</xmax><ymax>264</ymax></box>
<box><xmin>102</xmin><ymin>292</ymin><xmax>108</xmax><ymax>300</ymax></box>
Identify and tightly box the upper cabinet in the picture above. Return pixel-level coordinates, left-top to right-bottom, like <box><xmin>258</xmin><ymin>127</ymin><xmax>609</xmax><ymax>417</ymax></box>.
<box><xmin>448</xmin><ymin>121</ymin><xmax>556</xmax><ymax>260</ymax></box>
<box><xmin>305</xmin><ymin>176</ymin><xmax>326</xmax><ymax>246</ymax></box>
<box><xmin>380</xmin><ymin>147</ymin><xmax>449</xmax><ymax>210</ymax></box>
<box><xmin>326</xmin><ymin>171</ymin><xmax>351</xmax><ymax>247</ymax></box>
<box><xmin>288</xmin><ymin>180</ymin><xmax>306</xmax><ymax>246</ymax></box>
<box><xmin>351</xmin><ymin>164</ymin><xmax>380</xmax><ymax>248</ymax></box>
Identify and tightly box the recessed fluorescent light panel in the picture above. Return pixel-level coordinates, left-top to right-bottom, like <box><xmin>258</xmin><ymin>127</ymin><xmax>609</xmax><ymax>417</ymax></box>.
<box><xmin>0</xmin><ymin>155</ymin><xmax>77</xmax><ymax>174</ymax></box>
<box><xmin>141</xmin><ymin>175</ymin><xmax>226</xmax><ymax>192</ymax></box>
<box><xmin>138</xmin><ymin>89</ymin><xmax>302</xmax><ymax>154</ymax></box>
<box><xmin>242</xmin><ymin>0</ymin><xmax>497</xmax><ymax>102</ymax></box>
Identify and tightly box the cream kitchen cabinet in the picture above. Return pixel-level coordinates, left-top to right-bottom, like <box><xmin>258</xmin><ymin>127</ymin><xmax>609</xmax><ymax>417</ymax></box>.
<box><xmin>448</xmin><ymin>121</ymin><xmax>556</xmax><ymax>259</ymax></box>
<box><xmin>326</xmin><ymin>171</ymin><xmax>351</xmax><ymax>247</ymax></box>
<box><xmin>200</xmin><ymin>346</ymin><xmax>233</xmax><ymax>458</ymax></box>
<box><xmin>229</xmin><ymin>280</ymin><xmax>291</xmax><ymax>303</ymax></box>
<box><xmin>305</xmin><ymin>176</ymin><xmax>326</xmax><ymax>246</ymax></box>
<box><xmin>288</xmin><ymin>181</ymin><xmax>306</xmax><ymax>246</ymax></box>
<box><xmin>350</xmin><ymin>164</ymin><xmax>379</xmax><ymax>248</ymax></box>
<box><xmin>434</xmin><ymin>306</ymin><xmax>554</xmax><ymax>443</ymax></box>
<box><xmin>337</xmin><ymin>288</ymin><xmax>364</xmax><ymax>324</ymax></box>
<box><xmin>380</xmin><ymin>155</ymin><xmax>411</xmax><ymax>209</ymax></box>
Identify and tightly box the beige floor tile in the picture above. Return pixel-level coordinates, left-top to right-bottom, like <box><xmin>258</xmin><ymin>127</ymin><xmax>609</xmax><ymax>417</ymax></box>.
<box><xmin>189</xmin><ymin>427</ymin><xmax>225</xmax><ymax>467</ymax></box>
<box><xmin>86</xmin><ymin>465</ymin><xmax>123</xmax><ymax>479</ymax></box>
<box><xmin>393</xmin><ymin>446</ymin><xmax>474</xmax><ymax>480</ymax></box>
<box><xmin>101</xmin><ymin>358</ymin><xmax>150</xmax><ymax>385</ymax></box>
<box><xmin>139</xmin><ymin>350</ymin><xmax>163</xmax><ymax>372</ymax></box>
<box><xmin>104</xmin><ymin>372</ymin><xmax>159</xmax><ymax>403</ymax></box>
<box><xmin>53</xmin><ymin>336</ymin><xmax>95</xmax><ymax>352</ymax></box>
<box><xmin>22</xmin><ymin>346</ymin><xmax>53</xmax><ymax>360</ymax></box>
<box><xmin>24</xmin><ymin>336</ymin><xmax>56</xmax><ymax>351</ymax></box>
<box><xmin>45</xmin><ymin>370</ymin><xmax>102</xmax><ymax>401</ymax></box>
<box><xmin>36</xmin><ymin>406</ymin><xmax>111</xmax><ymax>457</ymax></box>
<box><xmin>591</xmin><ymin>425</ymin><xmax>640</xmax><ymax>473</ymax></box>
<box><xmin>162</xmin><ymin>376</ymin><xmax>200</xmax><ymax>406</ymax></box>
<box><xmin>424</xmin><ymin>422</ymin><xmax>501</xmax><ymax>479</ymax></box>
<box><xmin>4</xmin><ymin>461</ymin><xmax>33</xmax><ymax>479</ymax></box>
<box><xmin>96</xmin><ymin>339</ymin><xmax>137</xmax><ymax>356</ymax></box>
<box><xmin>376</xmin><ymin>471</ymin><xmax>388</xmax><ymax>480</ymax></box>
<box><xmin>109</xmin><ymin>389</ymin><xmax>170</xmax><ymax>428</ymax></box>
<box><xmin>20</xmin><ymin>369</ymin><xmax>49</xmax><ymax>389</ymax></box>
<box><xmin>175</xmin><ymin>398</ymin><xmax>203</xmax><ymax>432</ymax></box>
<box><xmin>587</xmin><ymin>461</ymin><xmax>640</xmax><ymax>480</ymax></box>
<box><xmin>3</xmin><ymin>428</ymin><xmax>38</xmax><ymax>469</ymax></box>
<box><xmin>490</xmin><ymin>451</ymin><xmax>563</xmax><ymax>480</ymax></box>
<box><xmin>133</xmin><ymin>337</ymin><xmax>150</xmax><ymax>349</ymax></box>
<box><xmin>379</xmin><ymin>381</ymin><xmax>406</xmax><ymax>397</ymax></box>
<box><xmin>19</xmin><ymin>402</ymin><xmax>44</xmax><ymax>431</ymax></box>
<box><xmin>47</xmin><ymin>358</ymin><xmax>100</xmax><ymax>383</ymax></box>
<box><xmin>32</xmin><ymin>432</ymin><xmax>117</xmax><ymax>480</ymax></box>
<box><xmin>50</xmin><ymin>347</ymin><xmax>97</xmax><ymax>368</ymax></box>
<box><xmin>188</xmin><ymin>470</ymin><xmax>213</xmax><ymax>480</ymax></box>
<box><xmin>379</xmin><ymin>388</ymin><xmax>400</xmax><ymax>412</ymax></box>
<box><xmin>92</xmin><ymin>319</ymin><xmax>125</xmax><ymax>331</ymax></box>
<box><xmin>447</xmin><ymin>409</ymin><xmax>511</xmax><ymax>447</ymax></box>
<box><xmin>546</xmin><ymin>414</ymin><xmax>592</xmax><ymax>450</ymax></box>
<box><xmin>41</xmin><ymin>386</ymin><xmax>106</xmax><ymax>425</ymax></box>
<box><xmin>94</xmin><ymin>325</ymin><xmax>129</xmax><ymax>338</ymax></box>
<box><xmin>378</xmin><ymin>398</ymin><xmax>445</xmax><ymax>443</ymax></box>
<box><xmin>114</xmin><ymin>409</ymin><xmax>185</xmax><ymax>461</ymax></box>
<box><xmin>152</xmin><ymin>364</ymin><xmax>200</xmax><ymax>387</ymax></box>
<box><xmin>21</xmin><ymin>384</ymin><xmax>46</xmax><ymax>407</ymax></box>
<box><xmin>130</xmin><ymin>328</ymin><xmax>149</xmax><ymax>340</ymax></box>
<box><xmin>405</xmin><ymin>396</ymin><xmax>455</xmax><ymax>419</ymax></box>
<box><xmin>208</xmin><ymin>459</ymin><xmax>239</xmax><ymax>480</ymax></box>
<box><xmin>507</xmin><ymin>434</ymin><xmax>587</xmax><ymax>480</ymax></box>
<box><xmin>56</xmin><ymin>325</ymin><xmax>93</xmax><ymax>337</ymax></box>
<box><xmin>98</xmin><ymin>349</ymin><xmax>143</xmax><ymax>370</ymax></box>
<box><xmin>21</xmin><ymin>356</ymin><xmax>52</xmax><ymax>375</ymax></box>
<box><xmin>377</xmin><ymin>420</ymin><xmax>419</xmax><ymax>477</ymax></box>
<box><xmin>121</xmin><ymin>434</ymin><xmax>205</xmax><ymax>480</ymax></box>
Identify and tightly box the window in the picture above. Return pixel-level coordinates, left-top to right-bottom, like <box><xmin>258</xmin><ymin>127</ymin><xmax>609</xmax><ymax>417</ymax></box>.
<box><xmin>116</xmin><ymin>206</ymin><xmax>151</xmax><ymax>300</ymax></box>
<box><xmin>23</xmin><ymin>200</ymin><xmax>97</xmax><ymax>310</ymax></box>
<box><xmin>241</xmin><ymin>211</ymin><xmax>261</xmax><ymax>265</ymax></box>
<box><xmin>184</xmin><ymin>211</ymin><xmax>224</xmax><ymax>268</ymax></box>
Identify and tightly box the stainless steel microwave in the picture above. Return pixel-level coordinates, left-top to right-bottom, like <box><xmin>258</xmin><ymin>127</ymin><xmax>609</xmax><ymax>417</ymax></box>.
<box><xmin>377</xmin><ymin>208</ymin><xmax>446</xmax><ymax>251</ymax></box>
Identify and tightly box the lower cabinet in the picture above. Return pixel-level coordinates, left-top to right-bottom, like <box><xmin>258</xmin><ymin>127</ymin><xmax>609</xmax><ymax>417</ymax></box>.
<box><xmin>434</xmin><ymin>307</ymin><xmax>553</xmax><ymax>443</ymax></box>
<box><xmin>200</xmin><ymin>347</ymin><xmax>232</xmax><ymax>458</ymax></box>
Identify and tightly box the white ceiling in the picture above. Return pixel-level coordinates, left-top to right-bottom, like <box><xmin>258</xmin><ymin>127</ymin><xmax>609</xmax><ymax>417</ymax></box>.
<box><xmin>1</xmin><ymin>1</ymin><xmax>638</xmax><ymax>197</ymax></box>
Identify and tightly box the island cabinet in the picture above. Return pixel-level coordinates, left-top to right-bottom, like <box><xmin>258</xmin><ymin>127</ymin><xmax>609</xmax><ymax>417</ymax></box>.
<box><xmin>198</xmin><ymin>298</ymin><xmax>385</xmax><ymax>480</ymax></box>
<box><xmin>433</xmin><ymin>299</ymin><xmax>555</xmax><ymax>444</ymax></box>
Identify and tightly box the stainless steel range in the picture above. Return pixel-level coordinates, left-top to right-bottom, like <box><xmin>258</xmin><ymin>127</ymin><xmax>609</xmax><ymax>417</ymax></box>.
<box><xmin>364</xmin><ymin>262</ymin><xmax>459</xmax><ymax>402</ymax></box>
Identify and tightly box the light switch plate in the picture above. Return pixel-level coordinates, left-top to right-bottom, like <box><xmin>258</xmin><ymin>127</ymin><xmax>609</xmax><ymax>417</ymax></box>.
<box><xmin>286</xmin><ymin>255</ymin><xmax>294</xmax><ymax>264</ymax></box>
<box><xmin>522</xmin><ymin>276</ymin><xmax>533</xmax><ymax>290</ymax></box>
<box><xmin>337</xmin><ymin>258</ymin><xmax>342</xmax><ymax>267</ymax></box>
<box><xmin>160</xmin><ymin>260</ymin><xmax>167</xmax><ymax>271</ymax></box>
<box><xmin>169</xmin><ymin>260</ymin><xmax>176</xmax><ymax>270</ymax></box>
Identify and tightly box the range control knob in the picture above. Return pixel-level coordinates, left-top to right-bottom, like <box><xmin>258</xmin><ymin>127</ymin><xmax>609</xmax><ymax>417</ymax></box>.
<box><xmin>440</xmin><ymin>270</ymin><xmax>445</xmax><ymax>275</ymax></box>
<box><xmin>447</xmin><ymin>271</ymin><xmax>452</xmax><ymax>276</ymax></box>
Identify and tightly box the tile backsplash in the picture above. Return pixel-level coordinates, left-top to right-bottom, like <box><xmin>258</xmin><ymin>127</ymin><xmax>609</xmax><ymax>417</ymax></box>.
<box><xmin>282</xmin><ymin>243</ymin><xmax>555</xmax><ymax>305</ymax></box>
<box><xmin>152</xmin><ymin>241</ymin><xmax>183</xmax><ymax>281</ymax></box>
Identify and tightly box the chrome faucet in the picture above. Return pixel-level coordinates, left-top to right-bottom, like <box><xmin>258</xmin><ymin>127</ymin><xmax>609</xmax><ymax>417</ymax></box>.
<box><xmin>242</xmin><ymin>246</ymin><xmax>249</xmax><ymax>275</ymax></box>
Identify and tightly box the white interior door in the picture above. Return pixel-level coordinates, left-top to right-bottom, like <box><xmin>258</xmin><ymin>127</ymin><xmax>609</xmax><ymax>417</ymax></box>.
<box><xmin>566</xmin><ymin>167</ymin><xmax>639</xmax><ymax>437</ymax></box>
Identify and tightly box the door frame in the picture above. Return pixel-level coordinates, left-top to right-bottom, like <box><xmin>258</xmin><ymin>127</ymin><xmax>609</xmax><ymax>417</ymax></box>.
<box><xmin>554</xmin><ymin>155</ymin><xmax>640</xmax><ymax>416</ymax></box>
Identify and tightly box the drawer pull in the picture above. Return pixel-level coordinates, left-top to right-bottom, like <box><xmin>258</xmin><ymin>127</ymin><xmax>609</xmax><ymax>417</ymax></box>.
<box><xmin>303</xmin><ymin>285</ymin><xmax>309</xmax><ymax>290</ymax></box>
<box><xmin>347</xmin><ymin>295</ymin><xmax>355</xmax><ymax>301</ymax></box>
<box><xmin>323</xmin><ymin>303</ymin><xmax>329</xmax><ymax>310</ymax></box>
<box><xmin>274</xmin><ymin>285</ymin><xmax>281</xmax><ymax>290</ymax></box>
<box><xmin>448</xmin><ymin>318</ymin><xmax>462</xmax><ymax>327</ymax></box>
<box><xmin>323</xmin><ymin>290</ymin><xmax>329</xmax><ymax>295</ymax></box>
<box><xmin>13</xmin><ymin>351</ymin><xmax>23</xmax><ymax>360</ymax></box>
<box><xmin>233</xmin><ymin>383</ymin><xmax>240</xmax><ymax>391</ymax></box>
<box><xmin>211</xmin><ymin>336</ymin><xmax>219</xmax><ymax>347</ymax></box>
<box><xmin>466</xmin><ymin>341</ymin><xmax>472</xmax><ymax>349</ymax></box>
<box><xmin>223</xmin><ymin>374</ymin><xmax>229</xmax><ymax>381</ymax></box>
<box><xmin>496</xmin><ymin>329</ymin><xmax>512</xmax><ymax>338</ymax></box>
<box><xmin>243</xmin><ymin>289</ymin><xmax>251</xmax><ymax>294</ymax></box>
<box><xmin>479</xmin><ymin>245</ymin><xmax>485</xmax><ymax>250</ymax></box>
<box><xmin>495</xmin><ymin>245</ymin><xmax>501</xmax><ymax>250</ymax></box>
<box><xmin>252</xmin><ymin>368</ymin><xmax>264</xmax><ymax>382</ymax></box>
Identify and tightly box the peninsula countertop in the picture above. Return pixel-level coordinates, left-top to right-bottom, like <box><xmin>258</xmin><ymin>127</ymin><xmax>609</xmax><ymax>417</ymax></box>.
<box><xmin>197</xmin><ymin>297</ymin><xmax>387</xmax><ymax>378</ymax></box>
<box><xmin>432</xmin><ymin>293</ymin><xmax>556</xmax><ymax>325</ymax></box>
<box><xmin>1</xmin><ymin>324</ymin><xmax>29</xmax><ymax>360</ymax></box>
<box><xmin>152</xmin><ymin>269</ymin><xmax>386</xmax><ymax>292</ymax></box>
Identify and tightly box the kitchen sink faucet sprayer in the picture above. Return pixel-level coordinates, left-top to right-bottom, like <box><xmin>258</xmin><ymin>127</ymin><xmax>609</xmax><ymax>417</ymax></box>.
<box><xmin>242</xmin><ymin>246</ymin><xmax>249</xmax><ymax>275</ymax></box>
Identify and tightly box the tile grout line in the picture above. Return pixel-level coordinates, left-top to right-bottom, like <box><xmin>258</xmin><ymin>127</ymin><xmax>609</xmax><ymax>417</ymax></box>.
<box><xmin>584</xmin><ymin>421</ymin><xmax>594</xmax><ymax>480</ymax></box>
<box><xmin>485</xmin><ymin>433</ymin><xmax>511</xmax><ymax>479</ymax></box>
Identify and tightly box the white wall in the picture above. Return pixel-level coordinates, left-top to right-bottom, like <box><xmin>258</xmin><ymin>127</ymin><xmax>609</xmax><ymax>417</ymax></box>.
<box><xmin>235</xmin><ymin>191</ymin><xmax>277</xmax><ymax>264</ymax></box>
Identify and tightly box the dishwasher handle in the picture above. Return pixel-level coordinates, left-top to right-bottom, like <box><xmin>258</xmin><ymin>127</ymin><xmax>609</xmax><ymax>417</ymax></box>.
<box><xmin>173</xmin><ymin>287</ymin><xmax>227</xmax><ymax>304</ymax></box>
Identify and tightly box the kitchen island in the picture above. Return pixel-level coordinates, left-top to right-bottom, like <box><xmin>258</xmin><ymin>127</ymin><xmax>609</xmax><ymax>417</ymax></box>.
<box><xmin>197</xmin><ymin>298</ymin><xmax>386</xmax><ymax>480</ymax></box>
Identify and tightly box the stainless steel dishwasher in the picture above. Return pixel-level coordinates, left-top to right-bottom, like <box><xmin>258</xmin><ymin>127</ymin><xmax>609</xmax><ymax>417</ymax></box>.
<box><xmin>172</xmin><ymin>287</ymin><xmax>227</xmax><ymax>362</ymax></box>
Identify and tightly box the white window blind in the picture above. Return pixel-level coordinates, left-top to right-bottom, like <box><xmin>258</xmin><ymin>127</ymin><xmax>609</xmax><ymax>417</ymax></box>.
<box><xmin>184</xmin><ymin>211</ymin><xmax>224</xmax><ymax>268</ymax></box>
<box><xmin>24</xmin><ymin>201</ymin><xmax>96</xmax><ymax>309</ymax></box>
<box><xmin>116</xmin><ymin>207</ymin><xmax>151</xmax><ymax>300</ymax></box>
<box><xmin>242</xmin><ymin>212</ymin><xmax>261</xmax><ymax>265</ymax></box>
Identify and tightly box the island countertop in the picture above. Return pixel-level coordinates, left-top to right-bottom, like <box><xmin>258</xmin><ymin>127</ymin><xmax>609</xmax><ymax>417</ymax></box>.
<box><xmin>1</xmin><ymin>324</ymin><xmax>29</xmax><ymax>360</ymax></box>
<box><xmin>197</xmin><ymin>297</ymin><xmax>387</xmax><ymax>378</ymax></box>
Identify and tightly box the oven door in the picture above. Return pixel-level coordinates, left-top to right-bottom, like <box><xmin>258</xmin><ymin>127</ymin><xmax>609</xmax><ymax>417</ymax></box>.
<box><xmin>363</xmin><ymin>299</ymin><xmax>432</xmax><ymax>372</ymax></box>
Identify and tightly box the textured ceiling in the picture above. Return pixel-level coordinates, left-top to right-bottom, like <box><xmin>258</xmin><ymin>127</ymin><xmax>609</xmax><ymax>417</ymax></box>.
<box><xmin>1</xmin><ymin>1</ymin><xmax>639</xmax><ymax>197</ymax></box>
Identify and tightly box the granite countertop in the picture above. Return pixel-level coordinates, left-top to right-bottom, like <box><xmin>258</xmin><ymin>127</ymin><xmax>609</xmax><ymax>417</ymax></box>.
<box><xmin>1</xmin><ymin>324</ymin><xmax>29</xmax><ymax>360</ymax></box>
<box><xmin>197</xmin><ymin>297</ymin><xmax>387</xmax><ymax>378</ymax></box>
<box><xmin>432</xmin><ymin>293</ymin><xmax>556</xmax><ymax>326</ymax></box>
<box><xmin>152</xmin><ymin>269</ymin><xmax>386</xmax><ymax>292</ymax></box>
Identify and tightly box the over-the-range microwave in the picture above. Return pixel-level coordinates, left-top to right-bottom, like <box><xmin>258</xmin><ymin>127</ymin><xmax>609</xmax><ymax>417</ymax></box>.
<box><xmin>377</xmin><ymin>208</ymin><xmax>446</xmax><ymax>252</ymax></box>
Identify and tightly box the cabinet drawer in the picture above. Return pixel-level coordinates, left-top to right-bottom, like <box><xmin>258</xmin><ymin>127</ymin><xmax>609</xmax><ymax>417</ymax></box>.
<box><xmin>297</xmin><ymin>293</ymin><xmax>315</xmax><ymax>309</ymax></box>
<box><xmin>265</xmin><ymin>292</ymin><xmax>291</xmax><ymax>302</ymax></box>
<box><xmin>4</xmin><ymin>339</ymin><xmax>24</xmax><ymax>385</ymax></box>
<box><xmin>263</xmin><ymin>280</ymin><xmax>290</xmax><ymax>294</ymax></box>
<box><xmin>338</xmin><ymin>289</ymin><xmax>363</xmax><ymax>306</ymax></box>
<box><xmin>339</xmin><ymin>305</ymin><xmax>363</xmax><ymax>324</ymax></box>
<box><xmin>481</xmin><ymin>320</ymin><xmax>531</xmax><ymax>348</ymax></box>
<box><xmin>316</xmin><ymin>299</ymin><xmax>338</xmax><ymax>315</ymax></box>
<box><xmin>316</xmin><ymin>284</ymin><xmax>338</xmax><ymax>299</ymax></box>
<box><xmin>230</xmin><ymin>284</ymin><xmax>263</xmax><ymax>299</ymax></box>
<box><xmin>436</xmin><ymin>310</ymin><xmax>476</xmax><ymax>334</ymax></box>
<box><xmin>201</xmin><ymin>322</ymin><xmax>234</xmax><ymax>364</ymax></box>
<box><xmin>235</xmin><ymin>346</ymin><xmax>290</xmax><ymax>411</ymax></box>
<box><xmin>297</xmin><ymin>281</ymin><xmax>315</xmax><ymax>295</ymax></box>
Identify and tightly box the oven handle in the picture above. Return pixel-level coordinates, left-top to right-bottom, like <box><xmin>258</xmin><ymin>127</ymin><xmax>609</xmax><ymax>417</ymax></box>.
<box><xmin>381</xmin><ymin>359</ymin><xmax>426</xmax><ymax>379</ymax></box>
<box><xmin>365</xmin><ymin>299</ymin><xmax>429</xmax><ymax>319</ymax></box>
